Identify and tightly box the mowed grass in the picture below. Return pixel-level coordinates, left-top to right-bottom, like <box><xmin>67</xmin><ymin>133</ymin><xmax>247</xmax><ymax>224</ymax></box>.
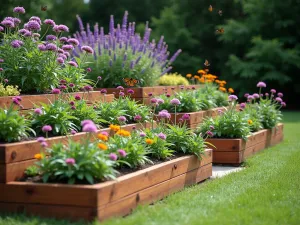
<box><xmin>1</xmin><ymin>111</ymin><xmax>300</xmax><ymax>225</ymax></box>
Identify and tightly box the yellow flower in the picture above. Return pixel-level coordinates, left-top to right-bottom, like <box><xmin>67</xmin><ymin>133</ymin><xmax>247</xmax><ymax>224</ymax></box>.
<box><xmin>34</xmin><ymin>153</ymin><xmax>43</xmax><ymax>160</ymax></box>
<box><xmin>109</xmin><ymin>124</ymin><xmax>120</xmax><ymax>132</ymax></box>
<box><xmin>219</xmin><ymin>87</ymin><xmax>227</xmax><ymax>92</ymax></box>
<box><xmin>116</xmin><ymin>129</ymin><xmax>131</xmax><ymax>137</ymax></box>
<box><xmin>98</xmin><ymin>143</ymin><xmax>108</xmax><ymax>150</ymax></box>
<box><xmin>197</xmin><ymin>69</ymin><xmax>206</xmax><ymax>74</ymax></box>
<box><xmin>228</xmin><ymin>88</ymin><xmax>234</xmax><ymax>93</ymax></box>
<box><xmin>248</xmin><ymin>120</ymin><xmax>253</xmax><ymax>125</ymax></box>
<box><xmin>145</xmin><ymin>138</ymin><xmax>154</xmax><ymax>145</ymax></box>
<box><xmin>98</xmin><ymin>133</ymin><xmax>108</xmax><ymax>141</ymax></box>
<box><xmin>186</xmin><ymin>74</ymin><xmax>192</xmax><ymax>78</ymax></box>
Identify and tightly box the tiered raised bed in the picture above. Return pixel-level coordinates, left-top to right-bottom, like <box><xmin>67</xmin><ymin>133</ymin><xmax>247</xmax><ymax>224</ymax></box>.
<box><xmin>0</xmin><ymin>149</ymin><xmax>212</xmax><ymax>221</ymax></box>
<box><xmin>0</xmin><ymin>122</ymin><xmax>151</xmax><ymax>183</ymax></box>
<box><xmin>207</xmin><ymin>123</ymin><xmax>284</xmax><ymax>165</ymax></box>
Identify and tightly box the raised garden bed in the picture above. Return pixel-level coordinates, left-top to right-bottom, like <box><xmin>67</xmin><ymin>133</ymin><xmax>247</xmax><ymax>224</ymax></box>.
<box><xmin>0</xmin><ymin>122</ymin><xmax>151</xmax><ymax>183</ymax></box>
<box><xmin>207</xmin><ymin>123</ymin><xmax>284</xmax><ymax>165</ymax></box>
<box><xmin>0</xmin><ymin>149</ymin><xmax>212</xmax><ymax>221</ymax></box>
<box><xmin>0</xmin><ymin>92</ymin><xmax>114</xmax><ymax>111</ymax></box>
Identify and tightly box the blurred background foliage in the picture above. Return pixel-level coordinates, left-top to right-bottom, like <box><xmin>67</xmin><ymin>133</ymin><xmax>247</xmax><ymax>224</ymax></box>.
<box><xmin>1</xmin><ymin>0</ymin><xmax>299</xmax><ymax>108</ymax></box>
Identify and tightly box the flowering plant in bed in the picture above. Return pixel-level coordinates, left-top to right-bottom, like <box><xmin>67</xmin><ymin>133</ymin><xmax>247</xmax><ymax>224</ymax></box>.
<box><xmin>157</xmin><ymin>72</ymin><xmax>189</xmax><ymax>86</ymax></box>
<box><xmin>0</xmin><ymin>6</ymin><xmax>92</xmax><ymax>94</ymax></box>
<box><xmin>74</xmin><ymin>12</ymin><xmax>181</xmax><ymax>87</ymax></box>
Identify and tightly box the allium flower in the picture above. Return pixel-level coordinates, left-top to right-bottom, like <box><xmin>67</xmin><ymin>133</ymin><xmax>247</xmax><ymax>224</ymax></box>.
<box><xmin>134</xmin><ymin>115</ymin><xmax>142</xmax><ymax>121</ymax></box>
<box><xmin>84</xmin><ymin>85</ymin><xmax>93</xmax><ymax>91</ymax></box>
<box><xmin>265</xmin><ymin>93</ymin><xmax>269</xmax><ymax>97</ymax></box>
<box><xmin>46</xmin><ymin>35</ymin><xmax>56</xmax><ymax>41</ymax></box>
<box><xmin>252</xmin><ymin>93</ymin><xmax>260</xmax><ymax>99</ymax></box>
<box><xmin>127</xmin><ymin>89</ymin><xmax>134</xmax><ymax>94</ymax></box>
<box><xmin>119</xmin><ymin>92</ymin><xmax>126</xmax><ymax>98</ymax></box>
<box><xmin>157</xmin><ymin>98</ymin><xmax>164</xmax><ymax>104</ymax></box>
<box><xmin>97</xmin><ymin>76</ymin><xmax>102</xmax><ymax>80</ymax></box>
<box><xmin>209</xmin><ymin>125</ymin><xmax>215</xmax><ymax>130</ymax></box>
<box><xmin>0</xmin><ymin>68</ymin><xmax>3</xmax><ymax>72</ymax></box>
<box><xmin>12</xmin><ymin>97</ymin><xmax>20</xmax><ymax>105</ymax></box>
<box><xmin>148</xmin><ymin>93</ymin><xmax>153</xmax><ymax>97</ymax></box>
<box><xmin>118</xmin><ymin>149</ymin><xmax>127</xmax><ymax>157</ymax></box>
<box><xmin>29</xmin><ymin>16</ymin><xmax>41</xmax><ymax>25</ymax></box>
<box><xmin>11</xmin><ymin>40</ymin><xmax>23</xmax><ymax>48</ymax></box>
<box><xmin>69</xmin><ymin>101</ymin><xmax>75</xmax><ymax>106</ymax></box>
<box><xmin>59</xmin><ymin>85</ymin><xmax>67</xmax><ymax>90</ymax></box>
<box><xmin>1</xmin><ymin>20</ymin><xmax>14</xmax><ymax>28</ymax></box>
<box><xmin>244</xmin><ymin>93</ymin><xmax>249</xmax><ymax>98</ymax></box>
<box><xmin>247</xmin><ymin>95</ymin><xmax>254</xmax><ymax>100</ymax></box>
<box><xmin>206</xmin><ymin>130</ymin><xmax>214</xmax><ymax>137</ymax></box>
<box><xmin>240</xmin><ymin>103</ymin><xmax>246</xmax><ymax>109</ymax></box>
<box><xmin>0</xmin><ymin>26</ymin><xmax>3</xmax><ymax>32</ymax></box>
<box><xmin>117</xmin><ymin>86</ymin><xmax>124</xmax><ymax>90</ymax></box>
<box><xmin>68</xmin><ymin>61</ymin><xmax>78</xmax><ymax>67</ymax></box>
<box><xmin>44</xmin><ymin>19</ymin><xmax>55</xmax><ymax>26</ymax></box>
<box><xmin>100</xmin><ymin>89</ymin><xmax>107</xmax><ymax>94</ymax></box>
<box><xmin>4</xmin><ymin>79</ymin><xmax>8</xmax><ymax>83</ymax></box>
<box><xmin>81</xmin><ymin>45</ymin><xmax>94</xmax><ymax>54</ymax></box>
<box><xmin>140</xmin><ymin>132</ymin><xmax>146</xmax><ymax>137</ymax></box>
<box><xmin>34</xmin><ymin>108</ymin><xmax>43</xmax><ymax>115</ymax></box>
<box><xmin>56</xmin><ymin>57</ymin><xmax>64</xmax><ymax>64</ymax></box>
<box><xmin>158</xmin><ymin>109</ymin><xmax>171</xmax><ymax>119</ymax></box>
<box><xmin>281</xmin><ymin>102</ymin><xmax>286</xmax><ymax>107</ymax></box>
<box><xmin>182</xmin><ymin>113</ymin><xmax>190</xmax><ymax>120</ymax></box>
<box><xmin>13</xmin><ymin>7</ymin><xmax>25</xmax><ymax>14</ymax></box>
<box><xmin>86</xmin><ymin>68</ymin><xmax>92</xmax><ymax>72</ymax></box>
<box><xmin>62</xmin><ymin>44</ymin><xmax>74</xmax><ymax>51</ymax></box>
<box><xmin>42</xmin><ymin>125</ymin><xmax>52</xmax><ymax>133</ymax></box>
<box><xmin>74</xmin><ymin>95</ymin><xmax>81</xmax><ymax>100</ymax></box>
<box><xmin>109</xmin><ymin>153</ymin><xmax>118</xmax><ymax>161</ymax></box>
<box><xmin>275</xmin><ymin>97</ymin><xmax>282</xmax><ymax>103</ymax></box>
<box><xmin>59</xmin><ymin>37</ymin><xmax>68</xmax><ymax>43</ymax></box>
<box><xmin>166</xmin><ymin>94</ymin><xmax>171</xmax><ymax>98</ymax></box>
<box><xmin>81</xmin><ymin>120</ymin><xmax>94</xmax><ymax>127</ymax></box>
<box><xmin>170</xmin><ymin>98</ymin><xmax>181</xmax><ymax>105</ymax></box>
<box><xmin>257</xmin><ymin>81</ymin><xmax>266</xmax><ymax>88</ymax></box>
<box><xmin>71</xmin><ymin>106</ymin><xmax>76</xmax><ymax>110</ymax></box>
<box><xmin>0</xmin><ymin>59</ymin><xmax>4</xmax><ymax>63</ymax></box>
<box><xmin>277</xmin><ymin>92</ymin><xmax>283</xmax><ymax>98</ymax></box>
<box><xmin>65</xmin><ymin>158</ymin><xmax>76</xmax><ymax>165</ymax></box>
<box><xmin>37</xmin><ymin>137</ymin><xmax>45</xmax><ymax>143</ymax></box>
<box><xmin>27</xmin><ymin>20</ymin><xmax>40</xmax><ymax>31</ymax></box>
<box><xmin>51</xmin><ymin>88</ymin><xmax>60</xmax><ymax>94</ymax></box>
<box><xmin>67</xmin><ymin>83</ymin><xmax>74</xmax><ymax>88</ymax></box>
<box><xmin>82</xmin><ymin>122</ymin><xmax>97</xmax><ymax>133</ymax></box>
<box><xmin>46</xmin><ymin>43</ymin><xmax>57</xmax><ymax>51</ymax></box>
<box><xmin>118</xmin><ymin>116</ymin><xmax>127</xmax><ymax>122</ymax></box>
<box><xmin>228</xmin><ymin>95</ymin><xmax>238</xmax><ymax>101</ymax></box>
<box><xmin>158</xmin><ymin>132</ymin><xmax>167</xmax><ymax>140</ymax></box>
<box><xmin>150</xmin><ymin>98</ymin><xmax>157</xmax><ymax>104</ymax></box>
<box><xmin>71</xmin><ymin>130</ymin><xmax>77</xmax><ymax>135</ymax></box>
<box><xmin>41</xmin><ymin>142</ymin><xmax>48</xmax><ymax>148</ymax></box>
<box><xmin>270</xmin><ymin>89</ymin><xmax>276</xmax><ymax>94</ymax></box>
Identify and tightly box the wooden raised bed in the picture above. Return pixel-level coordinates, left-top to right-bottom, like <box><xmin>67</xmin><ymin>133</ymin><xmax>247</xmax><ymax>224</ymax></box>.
<box><xmin>0</xmin><ymin>92</ymin><xmax>114</xmax><ymax>111</ymax></box>
<box><xmin>0</xmin><ymin>149</ymin><xmax>212</xmax><ymax>221</ymax></box>
<box><xmin>207</xmin><ymin>123</ymin><xmax>284</xmax><ymax>165</ymax></box>
<box><xmin>0</xmin><ymin>122</ymin><xmax>151</xmax><ymax>183</ymax></box>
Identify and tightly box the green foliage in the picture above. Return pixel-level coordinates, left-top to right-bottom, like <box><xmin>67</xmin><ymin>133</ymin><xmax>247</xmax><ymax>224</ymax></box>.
<box><xmin>242</xmin><ymin>104</ymin><xmax>263</xmax><ymax>132</ymax></box>
<box><xmin>24</xmin><ymin>165</ymin><xmax>39</xmax><ymax>177</ymax></box>
<box><xmin>198</xmin><ymin>83</ymin><xmax>228</xmax><ymax>107</ymax></box>
<box><xmin>0</xmin><ymin>83</ymin><xmax>20</xmax><ymax>96</ymax></box>
<box><xmin>257</xmin><ymin>99</ymin><xmax>282</xmax><ymax>129</ymax></box>
<box><xmin>0</xmin><ymin>104</ymin><xmax>34</xmax><ymax>142</ymax></box>
<box><xmin>157</xmin><ymin>73</ymin><xmax>189</xmax><ymax>86</ymax></box>
<box><xmin>30</xmin><ymin>100</ymin><xmax>78</xmax><ymax>136</ymax></box>
<box><xmin>36</xmin><ymin>140</ymin><xmax>117</xmax><ymax>184</ymax></box>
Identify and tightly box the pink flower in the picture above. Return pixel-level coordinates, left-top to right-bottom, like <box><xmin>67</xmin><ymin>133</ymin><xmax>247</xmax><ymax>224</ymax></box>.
<box><xmin>69</xmin><ymin>83</ymin><xmax>75</xmax><ymax>88</ymax></box>
<box><xmin>281</xmin><ymin>102</ymin><xmax>286</xmax><ymax>107</ymax></box>
<box><xmin>37</xmin><ymin>137</ymin><xmax>45</xmax><ymax>143</ymax></box>
<box><xmin>240</xmin><ymin>103</ymin><xmax>246</xmax><ymax>109</ymax></box>
<box><xmin>117</xmin><ymin>149</ymin><xmax>127</xmax><ymax>157</ymax></box>
<box><xmin>82</xmin><ymin>123</ymin><xmax>97</xmax><ymax>133</ymax></box>
<box><xmin>157</xmin><ymin>98</ymin><xmax>164</xmax><ymax>104</ymax></box>
<box><xmin>252</xmin><ymin>93</ymin><xmax>260</xmax><ymax>99</ymax></box>
<box><xmin>53</xmin><ymin>24</ymin><xmax>69</xmax><ymax>33</ymax></box>
<box><xmin>97</xmin><ymin>76</ymin><xmax>102</xmax><ymax>80</ymax></box>
<box><xmin>46</xmin><ymin>43</ymin><xmax>57</xmax><ymax>51</ymax></box>
<box><xmin>42</xmin><ymin>125</ymin><xmax>52</xmax><ymax>133</ymax></box>
<box><xmin>65</xmin><ymin>158</ymin><xmax>76</xmax><ymax>165</ymax></box>
<box><xmin>51</xmin><ymin>88</ymin><xmax>61</xmax><ymax>94</ymax></box>
<box><xmin>134</xmin><ymin>115</ymin><xmax>142</xmax><ymax>121</ymax></box>
<box><xmin>140</xmin><ymin>132</ymin><xmax>146</xmax><ymax>137</ymax></box>
<box><xmin>244</xmin><ymin>93</ymin><xmax>249</xmax><ymax>98</ymax></box>
<box><xmin>27</xmin><ymin>20</ymin><xmax>40</xmax><ymax>31</ymax></box>
<box><xmin>170</xmin><ymin>98</ymin><xmax>181</xmax><ymax>105</ymax></box>
<box><xmin>67</xmin><ymin>38</ymin><xmax>79</xmax><ymax>46</ymax></box>
<box><xmin>277</xmin><ymin>92</ymin><xmax>283</xmax><ymax>98</ymax></box>
<box><xmin>206</xmin><ymin>130</ymin><xmax>214</xmax><ymax>137</ymax></box>
<box><xmin>81</xmin><ymin>120</ymin><xmax>94</xmax><ymax>127</ymax></box>
<box><xmin>118</xmin><ymin>116</ymin><xmax>127</xmax><ymax>122</ymax></box>
<box><xmin>71</xmin><ymin>130</ymin><xmax>77</xmax><ymax>135</ymax></box>
<box><xmin>68</xmin><ymin>61</ymin><xmax>78</xmax><ymax>67</ymax></box>
<box><xmin>158</xmin><ymin>132</ymin><xmax>167</xmax><ymax>140</ymax></box>
<box><xmin>270</xmin><ymin>89</ymin><xmax>276</xmax><ymax>94</ymax></box>
<box><xmin>150</xmin><ymin>98</ymin><xmax>157</xmax><ymax>104</ymax></box>
<box><xmin>158</xmin><ymin>110</ymin><xmax>171</xmax><ymax>119</ymax></box>
<box><xmin>148</xmin><ymin>93</ymin><xmax>153</xmax><ymax>97</ymax></box>
<box><xmin>166</xmin><ymin>94</ymin><xmax>171</xmax><ymax>98</ymax></box>
<box><xmin>44</xmin><ymin>19</ymin><xmax>55</xmax><ymax>26</ymax></box>
<box><xmin>34</xmin><ymin>108</ymin><xmax>43</xmax><ymax>115</ymax></box>
<box><xmin>4</xmin><ymin>79</ymin><xmax>8</xmax><ymax>83</ymax></box>
<box><xmin>56</xmin><ymin>57</ymin><xmax>64</xmax><ymax>64</ymax></box>
<box><xmin>257</xmin><ymin>81</ymin><xmax>266</xmax><ymax>88</ymax></box>
<box><xmin>275</xmin><ymin>97</ymin><xmax>282</xmax><ymax>103</ymax></box>
<box><xmin>109</xmin><ymin>153</ymin><xmax>118</xmax><ymax>161</ymax></box>
<box><xmin>41</xmin><ymin>141</ymin><xmax>48</xmax><ymax>148</ymax></box>
<box><xmin>62</xmin><ymin>44</ymin><xmax>74</xmax><ymax>51</ymax></box>
<box><xmin>86</xmin><ymin>68</ymin><xmax>92</xmax><ymax>72</ymax></box>
<box><xmin>59</xmin><ymin>37</ymin><xmax>68</xmax><ymax>43</ymax></box>
<box><xmin>117</xmin><ymin>86</ymin><xmax>124</xmax><ymax>90</ymax></box>
<box><xmin>181</xmin><ymin>113</ymin><xmax>190</xmax><ymax>120</ymax></box>
<box><xmin>75</xmin><ymin>95</ymin><xmax>81</xmax><ymax>100</ymax></box>
<box><xmin>209</xmin><ymin>125</ymin><xmax>215</xmax><ymax>130</ymax></box>
<box><xmin>38</xmin><ymin>44</ymin><xmax>46</xmax><ymax>51</ymax></box>
<box><xmin>127</xmin><ymin>89</ymin><xmax>134</xmax><ymax>94</ymax></box>
<box><xmin>100</xmin><ymin>89</ymin><xmax>107</xmax><ymax>94</ymax></box>
<box><xmin>13</xmin><ymin>7</ymin><xmax>25</xmax><ymax>14</ymax></box>
<box><xmin>29</xmin><ymin>16</ymin><xmax>41</xmax><ymax>25</ymax></box>
<box><xmin>100</xmin><ymin>131</ymin><xmax>109</xmax><ymax>136</ymax></box>
<box><xmin>119</xmin><ymin>92</ymin><xmax>125</xmax><ymax>97</ymax></box>
<box><xmin>81</xmin><ymin>45</ymin><xmax>94</xmax><ymax>54</ymax></box>
<box><xmin>228</xmin><ymin>95</ymin><xmax>238</xmax><ymax>101</ymax></box>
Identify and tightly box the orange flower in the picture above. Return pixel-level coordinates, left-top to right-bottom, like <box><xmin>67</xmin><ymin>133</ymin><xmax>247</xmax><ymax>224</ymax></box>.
<box><xmin>199</xmin><ymin>77</ymin><xmax>205</xmax><ymax>83</ymax></box>
<box><xmin>116</xmin><ymin>129</ymin><xmax>131</xmax><ymax>137</ymax></box>
<box><xmin>98</xmin><ymin>143</ymin><xmax>108</xmax><ymax>150</ymax></box>
<box><xmin>197</xmin><ymin>69</ymin><xmax>206</xmax><ymax>75</ymax></box>
<box><xmin>219</xmin><ymin>83</ymin><xmax>225</xmax><ymax>87</ymax></box>
<box><xmin>109</xmin><ymin>124</ymin><xmax>120</xmax><ymax>132</ymax></box>
<box><xmin>145</xmin><ymin>138</ymin><xmax>154</xmax><ymax>145</ymax></box>
<box><xmin>186</xmin><ymin>74</ymin><xmax>192</xmax><ymax>78</ymax></box>
<box><xmin>215</xmin><ymin>80</ymin><xmax>220</xmax><ymax>84</ymax></box>
<box><xmin>98</xmin><ymin>133</ymin><xmax>108</xmax><ymax>141</ymax></box>
<box><xmin>228</xmin><ymin>88</ymin><xmax>234</xmax><ymax>93</ymax></box>
<box><xmin>219</xmin><ymin>87</ymin><xmax>227</xmax><ymax>92</ymax></box>
<box><xmin>194</xmin><ymin>75</ymin><xmax>200</xmax><ymax>79</ymax></box>
<box><xmin>34</xmin><ymin>153</ymin><xmax>43</xmax><ymax>160</ymax></box>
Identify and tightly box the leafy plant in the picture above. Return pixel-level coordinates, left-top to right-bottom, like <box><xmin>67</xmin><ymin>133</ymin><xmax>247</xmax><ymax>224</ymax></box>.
<box><xmin>0</xmin><ymin>104</ymin><xmax>34</xmax><ymax>142</ymax></box>
<box><xmin>0</xmin><ymin>83</ymin><xmax>20</xmax><ymax>96</ymax></box>
<box><xmin>24</xmin><ymin>165</ymin><xmax>40</xmax><ymax>177</ymax></box>
<box><xmin>157</xmin><ymin>73</ymin><xmax>189</xmax><ymax>86</ymax></box>
<box><xmin>95</xmin><ymin>101</ymin><xmax>127</xmax><ymax>126</ymax></box>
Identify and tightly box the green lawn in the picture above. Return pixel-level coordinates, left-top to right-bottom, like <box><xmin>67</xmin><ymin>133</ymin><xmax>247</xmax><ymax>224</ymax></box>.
<box><xmin>1</xmin><ymin>111</ymin><xmax>300</xmax><ymax>225</ymax></box>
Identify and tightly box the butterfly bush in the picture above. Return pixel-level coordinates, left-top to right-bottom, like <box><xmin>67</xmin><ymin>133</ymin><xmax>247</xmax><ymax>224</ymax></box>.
<box><xmin>74</xmin><ymin>12</ymin><xmax>182</xmax><ymax>87</ymax></box>
<box><xmin>0</xmin><ymin>6</ymin><xmax>92</xmax><ymax>94</ymax></box>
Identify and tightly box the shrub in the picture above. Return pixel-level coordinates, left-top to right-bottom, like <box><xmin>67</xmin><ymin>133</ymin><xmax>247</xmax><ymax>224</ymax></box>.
<box><xmin>0</xmin><ymin>83</ymin><xmax>20</xmax><ymax>96</ymax></box>
<box><xmin>75</xmin><ymin>12</ymin><xmax>181</xmax><ymax>88</ymax></box>
<box><xmin>157</xmin><ymin>73</ymin><xmax>189</xmax><ymax>86</ymax></box>
<box><xmin>0</xmin><ymin>103</ymin><xmax>34</xmax><ymax>142</ymax></box>
<box><xmin>24</xmin><ymin>165</ymin><xmax>39</xmax><ymax>177</ymax></box>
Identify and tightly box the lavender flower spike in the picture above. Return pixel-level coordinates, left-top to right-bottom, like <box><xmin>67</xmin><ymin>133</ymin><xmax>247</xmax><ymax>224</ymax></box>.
<box><xmin>109</xmin><ymin>15</ymin><xmax>114</xmax><ymax>36</ymax></box>
<box><xmin>161</xmin><ymin>67</ymin><xmax>172</xmax><ymax>76</ymax></box>
<box><xmin>169</xmin><ymin>49</ymin><xmax>182</xmax><ymax>64</ymax></box>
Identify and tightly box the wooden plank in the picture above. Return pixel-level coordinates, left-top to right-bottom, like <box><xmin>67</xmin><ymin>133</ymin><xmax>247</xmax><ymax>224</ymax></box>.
<box><xmin>242</xmin><ymin>141</ymin><xmax>268</xmax><ymax>159</ymax></box>
<box><xmin>207</xmin><ymin>138</ymin><xmax>242</xmax><ymax>152</ymax></box>
<box><xmin>97</xmin><ymin>163</ymin><xmax>212</xmax><ymax>221</ymax></box>
<box><xmin>213</xmin><ymin>151</ymin><xmax>241</xmax><ymax>164</ymax></box>
<box><xmin>244</xmin><ymin>129</ymin><xmax>268</xmax><ymax>149</ymax></box>
<box><xmin>269</xmin><ymin>133</ymin><xmax>284</xmax><ymax>147</ymax></box>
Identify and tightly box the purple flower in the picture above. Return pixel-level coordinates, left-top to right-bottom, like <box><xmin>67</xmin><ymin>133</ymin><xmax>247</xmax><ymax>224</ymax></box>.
<box><xmin>46</xmin><ymin>43</ymin><xmax>57</xmax><ymax>51</ymax></box>
<box><xmin>0</xmin><ymin>26</ymin><xmax>3</xmax><ymax>32</ymax></box>
<box><xmin>34</xmin><ymin>108</ymin><xmax>43</xmax><ymax>115</ymax></box>
<box><xmin>148</xmin><ymin>93</ymin><xmax>153</xmax><ymax>97</ymax></box>
<box><xmin>59</xmin><ymin>85</ymin><xmax>67</xmax><ymax>90</ymax></box>
<box><xmin>247</xmin><ymin>95</ymin><xmax>254</xmax><ymax>100</ymax></box>
<box><xmin>166</xmin><ymin>94</ymin><xmax>171</xmax><ymax>98</ymax></box>
<box><xmin>281</xmin><ymin>102</ymin><xmax>286</xmax><ymax>107</ymax></box>
<box><xmin>68</xmin><ymin>61</ymin><xmax>78</xmax><ymax>67</ymax></box>
<box><xmin>84</xmin><ymin>85</ymin><xmax>93</xmax><ymax>91</ymax></box>
<box><xmin>182</xmin><ymin>113</ymin><xmax>190</xmax><ymax>120</ymax></box>
<box><xmin>118</xmin><ymin>116</ymin><xmax>127</xmax><ymax>122</ymax></box>
<box><xmin>119</xmin><ymin>92</ymin><xmax>125</xmax><ymax>97</ymax></box>
<box><xmin>158</xmin><ymin>110</ymin><xmax>171</xmax><ymax>119</ymax></box>
<box><xmin>81</xmin><ymin>120</ymin><xmax>94</xmax><ymax>127</ymax></box>
<box><xmin>56</xmin><ymin>57</ymin><xmax>64</xmax><ymax>64</ymax></box>
<box><xmin>46</xmin><ymin>35</ymin><xmax>56</xmax><ymax>41</ymax></box>
<box><xmin>65</xmin><ymin>158</ymin><xmax>76</xmax><ymax>165</ymax></box>
<box><xmin>118</xmin><ymin>149</ymin><xmax>127</xmax><ymax>157</ymax></box>
<box><xmin>68</xmin><ymin>38</ymin><xmax>79</xmax><ymax>46</ymax></box>
<box><xmin>275</xmin><ymin>97</ymin><xmax>282</xmax><ymax>103</ymax></box>
<box><xmin>244</xmin><ymin>93</ymin><xmax>249</xmax><ymax>98</ymax></box>
<box><xmin>209</xmin><ymin>125</ymin><xmax>215</xmax><ymax>130</ymax></box>
<box><xmin>218</xmin><ymin>109</ymin><xmax>223</xmax><ymax>115</ymax></box>
<box><xmin>62</xmin><ymin>45</ymin><xmax>73</xmax><ymax>51</ymax></box>
<box><xmin>53</xmin><ymin>24</ymin><xmax>69</xmax><ymax>33</ymax></box>
<box><xmin>38</xmin><ymin>44</ymin><xmax>46</xmax><ymax>51</ymax></box>
<box><xmin>157</xmin><ymin>98</ymin><xmax>164</xmax><ymax>104</ymax></box>
<box><xmin>158</xmin><ymin>132</ymin><xmax>167</xmax><ymax>140</ymax></box>
<box><xmin>27</xmin><ymin>20</ymin><xmax>40</xmax><ymax>31</ymax></box>
<box><xmin>69</xmin><ymin>83</ymin><xmax>75</xmax><ymax>88</ymax></box>
<box><xmin>0</xmin><ymin>59</ymin><xmax>4</xmax><ymax>63</ymax></box>
<box><xmin>81</xmin><ymin>45</ymin><xmax>94</xmax><ymax>54</ymax></box>
<box><xmin>41</xmin><ymin>142</ymin><xmax>48</xmax><ymax>148</ymax></box>
<box><xmin>11</xmin><ymin>40</ymin><xmax>23</xmax><ymax>48</ymax></box>
<box><xmin>44</xmin><ymin>19</ymin><xmax>55</xmax><ymax>26</ymax></box>
<box><xmin>150</xmin><ymin>98</ymin><xmax>157</xmax><ymax>104</ymax></box>
<box><xmin>4</xmin><ymin>79</ymin><xmax>8</xmax><ymax>83</ymax></box>
<box><xmin>228</xmin><ymin>95</ymin><xmax>238</xmax><ymax>101</ymax></box>
<box><xmin>100</xmin><ymin>89</ymin><xmax>107</xmax><ymax>94</ymax></box>
<box><xmin>206</xmin><ymin>130</ymin><xmax>214</xmax><ymax>137</ymax></box>
<box><xmin>1</xmin><ymin>20</ymin><xmax>14</xmax><ymax>28</ymax></box>
<box><xmin>270</xmin><ymin>89</ymin><xmax>276</xmax><ymax>94</ymax></box>
<box><xmin>134</xmin><ymin>115</ymin><xmax>142</xmax><ymax>121</ymax></box>
<box><xmin>13</xmin><ymin>7</ymin><xmax>25</xmax><ymax>14</ymax></box>
<box><xmin>18</xmin><ymin>28</ymin><xmax>28</xmax><ymax>35</ymax></box>
<box><xmin>277</xmin><ymin>92</ymin><xmax>283</xmax><ymax>98</ymax></box>
<box><xmin>82</xmin><ymin>122</ymin><xmax>97</xmax><ymax>133</ymax></box>
<box><xmin>117</xmin><ymin>86</ymin><xmax>124</xmax><ymax>91</ymax></box>
<box><xmin>140</xmin><ymin>132</ymin><xmax>146</xmax><ymax>137</ymax></box>
<box><xmin>257</xmin><ymin>81</ymin><xmax>266</xmax><ymax>88</ymax></box>
<box><xmin>69</xmin><ymin>101</ymin><xmax>75</xmax><ymax>106</ymax></box>
<box><xmin>51</xmin><ymin>88</ymin><xmax>61</xmax><ymax>94</ymax></box>
<box><xmin>265</xmin><ymin>93</ymin><xmax>269</xmax><ymax>97</ymax></box>
<box><xmin>0</xmin><ymin>68</ymin><xmax>3</xmax><ymax>72</ymax></box>
<box><xmin>109</xmin><ymin>153</ymin><xmax>118</xmax><ymax>161</ymax></box>
<box><xmin>170</xmin><ymin>98</ymin><xmax>181</xmax><ymax>105</ymax></box>
<box><xmin>14</xmin><ymin>96</ymin><xmax>22</xmax><ymax>102</ymax></box>
<box><xmin>252</xmin><ymin>93</ymin><xmax>260</xmax><ymax>99</ymax></box>
<box><xmin>85</xmin><ymin>68</ymin><xmax>91</xmax><ymax>73</ymax></box>
<box><xmin>71</xmin><ymin>130</ymin><xmax>77</xmax><ymax>135</ymax></box>
<box><xmin>74</xmin><ymin>95</ymin><xmax>81</xmax><ymax>100</ymax></box>
<box><xmin>97</xmin><ymin>76</ymin><xmax>102</xmax><ymax>80</ymax></box>
<box><xmin>59</xmin><ymin>37</ymin><xmax>68</xmax><ymax>43</ymax></box>
<box><xmin>71</xmin><ymin>106</ymin><xmax>76</xmax><ymax>110</ymax></box>
<box><xmin>42</xmin><ymin>125</ymin><xmax>52</xmax><ymax>133</ymax></box>
<box><xmin>240</xmin><ymin>103</ymin><xmax>246</xmax><ymax>109</ymax></box>
<box><xmin>37</xmin><ymin>137</ymin><xmax>45</xmax><ymax>143</ymax></box>
<box><xmin>101</xmin><ymin>131</ymin><xmax>109</xmax><ymax>136</ymax></box>
<box><xmin>127</xmin><ymin>89</ymin><xmax>134</xmax><ymax>94</ymax></box>
<box><xmin>13</xmin><ymin>18</ymin><xmax>21</xmax><ymax>25</ymax></box>
<box><xmin>12</xmin><ymin>98</ymin><xmax>20</xmax><ymax>105</ymax></box>
<box><xmin>29</xmin><ymin>16</ymin><xmax>41</xmax><ymax>25</ymax></box>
